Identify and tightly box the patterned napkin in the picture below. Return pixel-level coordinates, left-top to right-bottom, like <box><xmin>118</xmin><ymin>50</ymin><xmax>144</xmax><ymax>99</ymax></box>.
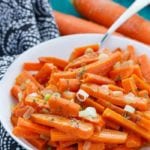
<box><xmin>0</xmin><ymin>0</ymin><xmax>59</xmax><ymax>149</ymax></box>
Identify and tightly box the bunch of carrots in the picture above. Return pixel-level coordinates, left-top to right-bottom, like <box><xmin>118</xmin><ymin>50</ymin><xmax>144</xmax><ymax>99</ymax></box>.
<box><xmin>54</xmin><ymin>0</ymin><xmax>150</xmax><ymax>45</ymax></box>
<box><xmin>11</xmin><ymin>43</ymin><xmax>150</xmax><ymax>150</ymax></box>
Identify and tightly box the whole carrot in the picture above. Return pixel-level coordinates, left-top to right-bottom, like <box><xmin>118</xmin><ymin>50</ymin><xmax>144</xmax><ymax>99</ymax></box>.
<box><xmin>54</xmin><ymin>11</ymin><xmax>108</xmax><ymax>35</ymax></box>
<box><xmin>74</xmin><ymin>0</ymin><xmax>150</xmax><ymax>45</ymax></box>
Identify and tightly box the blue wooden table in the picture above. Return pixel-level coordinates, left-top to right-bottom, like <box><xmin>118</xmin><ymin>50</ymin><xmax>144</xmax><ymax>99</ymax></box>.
<box><xmin>50</xmin><ymin>0</ymin><xmax>150</xmax><ymax>20</ymax></box>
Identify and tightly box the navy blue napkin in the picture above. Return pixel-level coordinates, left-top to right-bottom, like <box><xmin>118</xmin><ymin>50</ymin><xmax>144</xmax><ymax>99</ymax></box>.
<box><xmin>0</xmin><ymin>0</ymin><xmax>59</xmax><ymax>149</ymax></box>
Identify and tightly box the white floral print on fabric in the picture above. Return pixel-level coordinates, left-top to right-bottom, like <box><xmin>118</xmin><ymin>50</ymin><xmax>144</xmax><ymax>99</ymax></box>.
<box><xmin>0</xmin><ymin>0</ymin><xmax>59</xmax><ymax>149</ymax></box>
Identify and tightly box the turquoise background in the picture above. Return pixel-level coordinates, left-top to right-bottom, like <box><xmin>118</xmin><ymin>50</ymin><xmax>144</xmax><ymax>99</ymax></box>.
<box><xmin>49</xmin><ymin>0</ymin><xmax>150</xmax><ymax>20</ymax></box>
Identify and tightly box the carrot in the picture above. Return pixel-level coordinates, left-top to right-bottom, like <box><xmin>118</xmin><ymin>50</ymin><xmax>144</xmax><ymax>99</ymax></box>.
<box><xmin>59</xmin><ymin>141</ymin><xmax>77</xmax><ymax>148</ymax></box>
<box><xmin>108</xmin><ymin>84</ymin><xmax>124</xmax><ymax>92</ymax></box>
<box><xmin>16</xmin><ymin>71</ymin><xmax>43</xmax><ymax>89</ymax></box>
<box><xmin>81</xmin><ymin>84</ymin><xmax>148</xmax><ymax>110</ymax></box>
<box><xmin>11</xmin><ymin>85</ymin><xmax>22</xmax><ymax>101</ymax></box>
<box><xmin>125</xmin><ymin>131</ymin><xmax>142</xmax><ymax>148</ymax></box>
<box><xmin>102</xmin><ymin>108</ymin><xmax>150</xmax><ymax>141</ymax></box>
<box><xmin>46</xmin><ymin>84</ymin><xmax>58</xmax><ymax>92</ymax></box>
<box><xmin>65</xmin><ymin>52</ymin><xmax>99</xmax><ymax>70</ymax></box>
<box><xmin>26</xmin><ymin>138</ymin><xmax>47</xmax><ymax>150</ymax></box>
<box><xmin>17</xmin><ymin>118</ymin><xmax>51</xmax><ymax>136</ymax></box>
<box><xmin>39</xmin><ymin>56</ymin><xmax>68</xmax><ymax>70</ymax></box>
<box><xmin>62</xmin><ymin>91</ymin><xmax>76</xmax><ymax>100</ymax></box>
<box><xmin>73</xmin><ymin>0</ymin><xmax>150</xmax><ymax>45</ymax></box>
<box><xmin>69</xmin><ymin>44</ymin><xmax>99</xmax><ymax>61</ymax></box>
<box><xmin>49</xmin><ymin>71</ymin><xmax>77</xmax><ymax>84</ymax></box>
<box><xmin>23</xmin><ymin>80</ymin><xmax>39</xmax><ymax>97</ymax></box>
<box><xmin>51</xmin><ymin>129</ymin><xmax>78</xmax><ymax>142</ymax></box>
<box><xmin>138</xmin><ymin>90</ymin><xmax>149</xmax><ymax>98</ymax></box>
<box><xmin>13</xmin><ymin>126</ymin><xmax>40</xmax><ymax>139</ymax></box>
<box><xmin>82</xmin><ymin>98</ymin><xmax>105</xmax><ymax>114</ymax></box>
<box><xmin>81</xmin><ymin>83</ymin><xmax>126</xmax><ymax>107</ymax></box>
<box><xmin>138</xmin><ymin>54</ymin><xmax>150</xmax><ymax>82</ymax></box>
<box><xmin>122</xmin><ymin>77</ymin><xmax>137</xmax><ymax>95</ymax></box>
<box><xmin>136</xmin><ymin>116</ymin><xmax>150</xmax><ymax>132</ymax></box>
<box><xmin>97</xmin><ymin>98</ymin><xmax>124</xmax><ymax>115</ymax></box>
<box><xmin>109</xmin><ymin>66</ymin><xmax>134</xmax><ymax>81</ymax></box>
<box><xmin>35</xmin><ymin>63</ymin><xmax>56</xmax><ymax>84</ymax></box>
<box><xmin>78</xmin><ymin>141</ymin><xmax>105</xmax><ymax>150</ymax></box>
<box><xmin>79</xmin><ymin>51</ymin><xmax>121</xmax><ymax>75</ymax></box>
<box><xmin>58</xmin><ymin>78</ymin><xmax>80</xmax><ymax>92</ymax></box>
<box><xmin>13</xmin><ymin>103</ymin><xmax>35</xmax><ymax>118</ymax></box>
<box><xmin>57</xmin><ymin>146</ymin><xmax>76</xmax><ymax>150</ymax></box>
<box><xmin>25</xmin><ymin>96</ymin><xmax>49</xmax><ymax>110</ymax></box>
<box><xmin>78</xmin><ymin>142</ymin><xmax>84</xmax><ymax>150</ymax></box>
<box><xmin>90</xmin><ymin>129</ymin><xmax>127</xmax><ymax>144</ymax></box>
<box><xmin>54</xmin><ymin>11</ymin><xmax>109</xmax><ymax>36</ymax></box>
<box><xmin>48</xmin><ymin>140</ymin><xmax>59</xmax><ymax>147</ymax></box>
<box><xmin>127</xmin><ymin>45</ymin><xmax>137</xmax><ymax>63</ymax></box>
<box><xmin>112</xmin><ymin>145</ymin><xmax>135</xmax><ymax>150</ymax></box>
<box><xmin>23</xmin><ymin>62</ymin><xmax>43</xmax><ymax>71</ymax></box>
<box><xmin>31</xmin><ymin>114</ymin><xmax>94</xmax><ymax>139</ymax></box>
<box><xmin>132</xmin><ymin>74</ymin><xmax>150</xmax><ymax>94</ymax></box>
<box><xmin>48</xmin><ymin>96</ymin><xmax>81</xmax><ymax>117</ymax></box>
<box><xmin>133</xmin><ymin>65</ymin><xmax>144</xmax><ymax>79</ymax></box>
<box><xmin>82</xmin><ymin>73</ymin><xmax>115</xmax><ymax>84</ymax></box>
<box><xmin>105</xmin><ymin>120</ymin><xmax>120</xmax><ymax>130</ymax></box>
<box><xmin>11</xmin><ymin>114</ymin><xmax>18</xmax><ymax>126</ymax></box>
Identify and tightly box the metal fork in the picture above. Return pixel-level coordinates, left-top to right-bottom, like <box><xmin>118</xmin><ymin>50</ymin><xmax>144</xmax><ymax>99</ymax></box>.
<box><xmin>100</xmin><ymin>0</ymin><xmax>150</xmax><ymax>47</ymax></box>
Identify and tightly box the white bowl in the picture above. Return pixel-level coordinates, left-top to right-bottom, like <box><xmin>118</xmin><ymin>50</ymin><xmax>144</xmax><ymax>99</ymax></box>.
<box><xmin>0</xmin><ymin>34</ymin><xmax>150</xmax><ymax>150</ymax></box>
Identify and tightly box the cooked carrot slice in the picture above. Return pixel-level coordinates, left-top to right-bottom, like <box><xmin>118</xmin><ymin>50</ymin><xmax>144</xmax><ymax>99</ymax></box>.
<box><xmin>31</xmin><ymin>114</ymin><xmax>94</xmax><ymax>139</ymax></box>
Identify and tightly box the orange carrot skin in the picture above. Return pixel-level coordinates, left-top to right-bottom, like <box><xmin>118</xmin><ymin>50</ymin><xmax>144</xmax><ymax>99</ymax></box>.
<box><xmin>133</xmin><ymin>65</ymin><xmax>144</xmax><ymax>79</ymax></box>
<box><xmin>13</xmin><ymin>126</ymin><xmax>40</xmax><ymax>139</ymax></box>
<box><xmin>62</xmin><ymin>91</ymin><xmax>76</xmax><ymax>100</ymax></box>
<box><xmin>102</xmin><ymin>108</ymin><xmax>150</xmax><ymax>141</ymax></box>
<box><xmin>125</xmin><ymin>131</ymin><xmax>142</xmax><ymax>148</ymax></box>
<box><xmin>65</xmin><ymin>52</ymin><xmax>99</xmax><ymax>70</ymax></box>
<box><xmin>82</xmin><ymin>98</ymin><xmax>105</xmax><ymax>114</ymax></box>
<box><xmin>78</xmin><ymin>142</ymin><xmax>105</xmax><ymax>150</ymax></box>
<box><xmin>82</xmin><ymin>73</ymin><xmax>115</xmax><ymax>84</ymax></box>
<box><xmin>74</xmin><ymin>0</ymin><xmax>150</xmax><ymax>45</ymax></box>
<box><xmin>13</xmin><ymin>103</ymin><xmax>35</xmax><ymax>118</ymax></box>
<box><xmin>16</xmin><ymin>71</ymin><xmax>43</xmax><ymax>89</ymax></box>
<box><xmin>58</xmin><ymin>78</ymin><xmax>80</xmax><ymax>92</ymax></box>
<box><xmin>81</xmin><ymin>51</ymin><xmax>121</xmax><ymax>75</ymax></box>
<box><xmin>112</xmin><ymin>145</ymin><xmax>135</xmax><ymax>150</ymax></box>
<box><xmin>23</xmin><ymin>62</ymin><xmax>43</xmax><ymax>71</ymax></box>
<box><xmin>35</xmin><ymin>63</ymin><xmax>56</xmax><ymax>84</ymax></box>
<box><xmin>81</xmin><ymin>84</ymin><xmax>126</xmax><ymax>107</ymax></box>
<box><xmin>105</xmin><ymin>120</ymin><xmax>120</xmax><ymax>130</ymax></box>
<box><xmin>54</xmin><ymin>11</ymin><xmax>109</xmax><ymax>36</ymax></box>
<box><xmin>26</xmin><ymin>138</ymin><xmax>47</xmax><ymax>150</ymax></box>
<box><xmin>31</xmin><ymin>114</ymin><xmax>94</xmax><ymax>139</ymax></box>
<box><xmin>17</xmin><ymin>118</ymin><xmax>51</xmax><ymax>136</ymax></box>
<box><xmin>138</xmin><ymin>54</ymin><xmax>150</xmax><ymax>83</ymax></box>
<box><xmin>59</xmin><ymin>141</ymin><xmax>77</xmax><ymax>148</ymax></box>
<box><xmin>122</xmin><ymin>77</ymin><xmax>137</xmax><ymax>95</ymax></box>
<box><xmin>132</xmin><ymin>74</ymin><xmax>150</xmax><ymax>94</ymax></box>
<box><xmin>39</xmin><ymin>56</ymin><xmax>68</xmax><ymax>70</ymax></box>
<box><xmin>90</xmin><ymin>129</ymin><xmax>127</xmax><ymax>144</ymax></box>
<box><xmin>49</xmin><ymin>71</ymin><xmax>77</xmax><ymax>85</ymax></box>
<box><xmin>109</xmin><ymin>66</ymin><xmax>134</xmax><ymax>81</ymax></box>
<box><xmin>69</xmin><ymin>44</ymin><xmax>99</xmax><ymax>61</ymax></box>
<box><xmin>50</xmin><ymin>129</ymin><xmax>78</xmax><ymax>142</ymax></box>
<box><xmin>108</xmin><ymin>84</ymin><xmax>124</xmax><ymax>92</ymax></box>
<box><xmin>11</xmin><ymin>85</ymin><xmax>22</xmax><ymax>101</ymax></box>
<box><xmin>48</xmin><ymin>96</ymin><xmax>81</xmax><ymax>117</ymax></box>
<box><xmin>24</xmin><ymin>96</ymin><xmax>49</xmax><ymax>110</ymax></box>
<box><xmin>11</xmin><ymin>114</ymin><xmax>18</xmax><ymax>127</ymax></box>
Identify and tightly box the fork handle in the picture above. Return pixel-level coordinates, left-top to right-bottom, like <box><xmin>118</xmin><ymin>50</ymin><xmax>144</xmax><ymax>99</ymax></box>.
<box><xmin>101</xmin><ymin>0</ymin><xmax>150</xmax><ymax>44</ymax></box>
